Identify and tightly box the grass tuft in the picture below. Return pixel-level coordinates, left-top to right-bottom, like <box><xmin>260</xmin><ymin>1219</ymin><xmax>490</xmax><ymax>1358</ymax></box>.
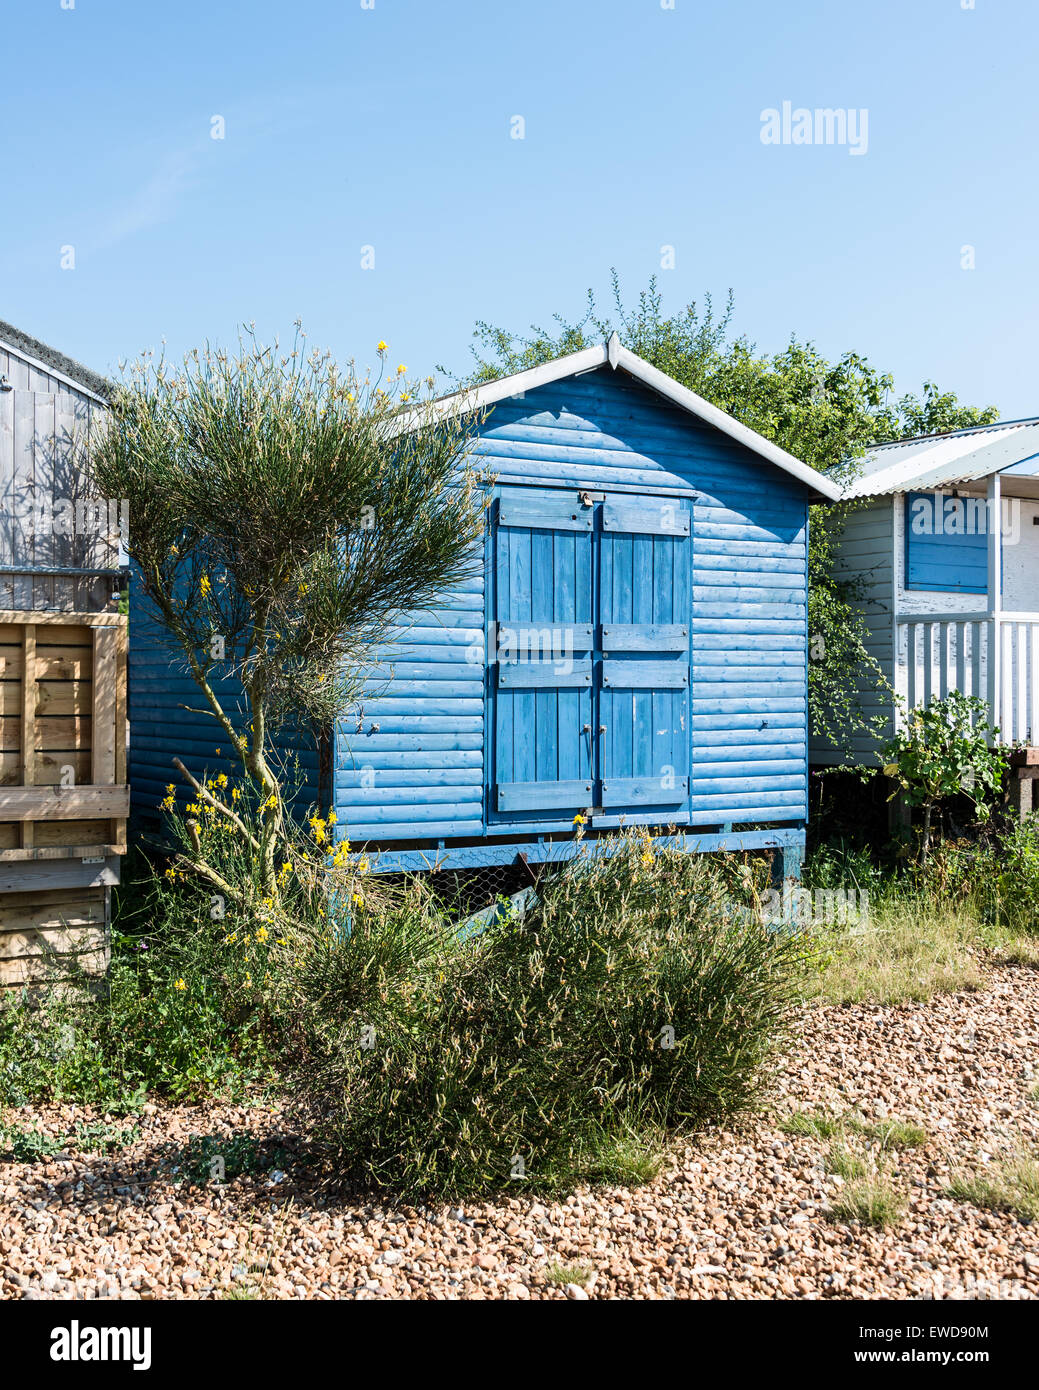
<box><xmin>825</xmin><ymin>1143</ymin><xmax>869</xmax><ymax>1181</ymax></box>
<box><xmin>947</xmin><ymin>1153</ymin><xmax>1039</xmax><ymax>1222</ymax></box>
<box><xmin>780</xmin><ymin>1108</ymin><xmax>927</xmax><ymax>1151</ymax></box>
<box><xmin>826</xmin><ymin>1177</ymin><xmax>905</xmax><ymax>1228</ymax></box>
<box><xmin>544</xmin><ymin>1261</ymin><xmax>593</xmax><ymax>1288</ymax></box>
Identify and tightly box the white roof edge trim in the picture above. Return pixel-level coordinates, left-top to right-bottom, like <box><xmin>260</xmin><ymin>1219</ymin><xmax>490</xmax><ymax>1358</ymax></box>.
<box><xmin>389</xmin><ymin>338</ymin><xmax>842</xmax><ymax>501</ymax></box>
<box><xmin>387</xmin><ymin>344</ymin><xmax>608</xmax><ymax>438</ymax></box>
<box><xmin>610</xmin><ymin>345</ymin><xmax>842</xmax><ymax>501</ymax></box>
<box><xmin>0</xmin><ymin>338</ymin><xmax>110</xmax><ymax>407</ymax></box>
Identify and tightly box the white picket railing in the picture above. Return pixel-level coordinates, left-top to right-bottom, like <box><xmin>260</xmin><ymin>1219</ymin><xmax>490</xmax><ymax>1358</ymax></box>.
<box><xmin>895</xmin><ymin>612</ymin><xmax>1039</xmax><ymax>745</ymax></box>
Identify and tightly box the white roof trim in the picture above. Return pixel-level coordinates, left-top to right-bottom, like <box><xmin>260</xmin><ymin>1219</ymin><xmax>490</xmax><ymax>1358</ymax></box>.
<box><xmin>608</xmin><ymin>338</ymin><xmax>842</xmax><ymax>500</ymax></box>
<box><xmin>0</xmin><ymin>336</ymin><xmax>110</xmax><ymax>406</ymax></box>
<box><xmin>391</xmin><ymin>335</ymin><xmax>842</xmax><ymax>501</ymax></box>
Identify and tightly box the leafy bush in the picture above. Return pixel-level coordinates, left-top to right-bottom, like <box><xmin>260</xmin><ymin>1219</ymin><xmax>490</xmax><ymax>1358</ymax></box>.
<box><xmin>882</xmin><ymin>691</ymin><xmax>1007</xmax><ymax>862</ymax></box>
<box><xmin>0</xmin><ymin>1120</ymin><xmax>139</xmax><ymax>1162</ymax></box>
<box><xmin>993</xmin><ymin>815</ymin><xmax>1039</xmax><ymax>930</ymax></box>
<box><xmin>288</xmin><ymin>833</ymin><xmax>811</xmax><ymax>1198</ymax></box>
<box><xmin>0</xmin><ymin>857</ymin><xmax>280</xmax><ymax>1109</ymax></box>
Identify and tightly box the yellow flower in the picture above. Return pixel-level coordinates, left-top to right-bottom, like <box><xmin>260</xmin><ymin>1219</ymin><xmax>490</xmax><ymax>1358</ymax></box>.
<box><xmin>256</xmin><ymin>925</ymin><xmax>269</xmax><ymax>943</ymax></box>
<box><xmin>572</xmin><ymin>813</ymin><xmax>586</xmax><ymax>826</ymax></box>
<box><xmin>310</xmin><ymin>815</ymin><xmax>327</xmax><ymax>844</ymax></box>
<box><xmin>173</xmin><ymin>978</ymin><xmax>186</xmax><ymax>991</ymax></box>
<box><xmin>200</xmin><ymin>574</ymin><xmax>212</xmax><ymax>597</ymax></box>
<box><xmin>377</xmin><ymin>340</ymin><xmax>388</xmax><ymax>352</ymax></box>
<box><xmin>231</xmin><ymin>788</ymin><xmax>241</xmax><ymax>802</ymax></box>
<box><xmin>357</xmin><ymin>856</ymin><xmax>370</xmax><ymax>875</ymax></box>
<box><xmin>396</xmin><ymin>364</ymin><xmax>406</xmax><ymax>375</ymax></box>
<box><xmin>164</xmin><ymin>866</ymin><xmax>177</xmax><ymax>882</ymax></box>
<box><xmin>216</xmin><ymin>773</ymin><xmax>228</xmax><ymax>789</ymax></box>
<box><xmin>640</xmin><ymin>851</ymin><xmax>654</xmax><ymax>868</ymax></box>
<box><xmin>351</xmin><ymin>892</ymin><xmax>364</xmax><ymax>907</ymax></box>
<box><xmin>327</xmin><ymin>810</ymin><xmax>337</xmax><ymax>825</ymax></box>
<box><xmin>166</xmin><ymin>783</ymin><xmax>176</xmax><ymax>795</ymax></box>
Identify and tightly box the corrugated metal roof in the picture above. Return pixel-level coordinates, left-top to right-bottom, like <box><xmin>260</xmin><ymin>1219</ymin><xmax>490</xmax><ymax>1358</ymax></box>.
<box><xmin>839</xmin><ymin>417</ymin><xmax>1039</xmax><ymax>497</ymax></box>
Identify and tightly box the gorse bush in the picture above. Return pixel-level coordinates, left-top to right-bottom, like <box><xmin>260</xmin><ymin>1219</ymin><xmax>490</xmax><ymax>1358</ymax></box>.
<box><xmin>0</xmin><ymin>786</ymin><xmax>373</xmax><ymax>1110</ymax></box>
<box><xmin>0</xmin><ymin>858</ymin><xmax>280</xmax><ymax>1108</ymax></box>
<box><xmin>288</xmin><ymin>833</ymin><xmax>811</xmax><ymax>1198</ymax></box>
<box><xmin>95</xmin><ymin>327</ymin><xmax>483</xmax><ymax>900</ymax></box>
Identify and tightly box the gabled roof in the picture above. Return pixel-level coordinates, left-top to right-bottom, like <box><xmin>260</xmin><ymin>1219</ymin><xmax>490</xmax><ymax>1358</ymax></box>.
<box><xmin>397</xmin><ymin>334</ymin><xmax>842</xmax><ymax>502</ymax></box>
<box><xmin>0</xmin><ymin>318</ymin><xmax>113</xmax><ymax>403</ymax></box>
<box><xmin>839</xmin><ymin>416</ymin><xmax>1039</xmax><ymax>498</ymax></box>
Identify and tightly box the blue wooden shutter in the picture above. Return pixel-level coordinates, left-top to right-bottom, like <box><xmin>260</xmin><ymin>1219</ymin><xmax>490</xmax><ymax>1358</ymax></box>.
<box><xmin>493</xmin><ymin>494</ymin><xmax>594</xmax><ymax>813</ymax></box>
<box><xmin>596</xmin><ymin>498</ymin><xmax>691</xmax><ymax>818</ymax></box>
<box><xmin>904</xmin><ymin>492</ymin><xmax>989</xmax><ymax>594</ymax></box>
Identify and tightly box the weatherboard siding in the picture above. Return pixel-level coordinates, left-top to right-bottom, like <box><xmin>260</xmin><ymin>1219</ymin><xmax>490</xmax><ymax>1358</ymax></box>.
<box><xmin>128</xmin><ymin>598</ymin><xmax>320</xmax><ymax>827</ymax></box>
<box><xmin>808</xmin><ymin>499</ymin><xmax>896</xmax><ymax>766</ymax></box>
<box><xmin>0</xmin><ymin>334</ymin><xmax>114</xmax><ymax>613</ymax></box>
<box><xmin>334</xmin><ymin>571</ymin><xmax>486</xmax><ymax>841</ymax></box>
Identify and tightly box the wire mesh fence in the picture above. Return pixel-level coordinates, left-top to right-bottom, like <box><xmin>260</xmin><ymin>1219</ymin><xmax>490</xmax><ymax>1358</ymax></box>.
<box><xmin>379</xmin><ymin>860</ymin><xmax>545</xmax><ymax>920</ymax></box>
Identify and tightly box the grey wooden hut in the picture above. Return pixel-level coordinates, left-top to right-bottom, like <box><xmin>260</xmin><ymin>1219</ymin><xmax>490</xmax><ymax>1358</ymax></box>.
<box><xmin>0</xmin><ymin>320</ymin><xmax>128</xmax><ymax>990</ymax></box>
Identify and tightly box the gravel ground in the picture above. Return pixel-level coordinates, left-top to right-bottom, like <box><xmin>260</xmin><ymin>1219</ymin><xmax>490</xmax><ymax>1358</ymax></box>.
<box><xmin>3</xmin><ymin>961</ymin><xmax>1038</xmax><ymax>1301</ymax></box>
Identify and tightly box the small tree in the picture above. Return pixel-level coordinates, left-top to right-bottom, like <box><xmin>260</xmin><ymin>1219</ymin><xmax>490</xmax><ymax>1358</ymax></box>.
<box><xmin>882</xmin><ymin>691</ymin><xmax>1007</xmax><ymax>863</ymax></box>
<box><xmin>95</xmin><ymin>327</ymin><xmax>484</xmax><ymax>900</ymax></box>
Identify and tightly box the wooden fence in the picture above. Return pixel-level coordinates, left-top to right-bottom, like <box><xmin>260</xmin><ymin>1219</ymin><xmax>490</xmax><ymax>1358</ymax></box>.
<box><xmin>0</xmin><ymin>610</ymin><xmax>128</xmax><ymax>990</ymax></box>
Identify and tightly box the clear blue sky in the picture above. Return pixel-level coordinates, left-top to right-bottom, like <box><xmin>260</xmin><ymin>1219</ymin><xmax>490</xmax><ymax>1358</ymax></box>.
<box><xmin>2</xmin><ymin>0</ymin><xmax>1036</xmax><ymax>416</ymax></box>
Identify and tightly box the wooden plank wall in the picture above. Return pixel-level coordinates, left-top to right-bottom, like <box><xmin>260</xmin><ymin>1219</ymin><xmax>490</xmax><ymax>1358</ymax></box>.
<box><xmin>0</xmin><ymin>887</ymin><xmax>110</xmax><ymax>989</ymax></box>
<box><xmin>0</xmin><ymin>615</ymin><xmax>126</xmax><ymax>990</ymax></box>
<box><xmin>0</xmin><ymin>339</ymin><xmax>115</xmax><ymax>612</ymax></box>
<box><xmin>0</xmin><ymin>612</ymin><xmax>128</xmax><ymax>861</ymax></box>
<box><xmin>0</xmin><ymin>334</ymin><xmax>123</xmax><ymax>993</ymax></box>
<box><xmin>807</xmin><ymin>499</ymin><xmax>896</xmax><ymax>766</ymax></box>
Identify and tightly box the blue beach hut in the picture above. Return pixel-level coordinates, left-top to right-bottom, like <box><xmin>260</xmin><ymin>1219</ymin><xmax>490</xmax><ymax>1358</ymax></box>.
<box><xmin>129</xmin><ymin>335</ymin><xmax>841</xmax><ymax>881</ymax></box>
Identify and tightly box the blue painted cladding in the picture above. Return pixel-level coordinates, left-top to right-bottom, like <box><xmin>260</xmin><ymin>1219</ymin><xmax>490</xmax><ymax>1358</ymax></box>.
<box><xmin>128</xmin><ymin>588</ymin><xmax>320</xmax><ymax>827</ymax></box>
<box><xmin>904</xmin><ymin>492</ymin><xmax>988</xmax><ymax>594</ymax></box>
<box><xmin>332</xmin><ymin>367</ymin><xmax>811</xmax><ymax>847</ymax></box>
<box><xmin>334</xmin><ymin>570</ymin><xmax>486</xmax><ymax>841</ymax></box>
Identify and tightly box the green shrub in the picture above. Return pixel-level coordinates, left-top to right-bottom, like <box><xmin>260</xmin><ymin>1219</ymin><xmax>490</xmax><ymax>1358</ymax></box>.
<box><xmin>0</xmin><ymin>1120</ymin><xmax>139</xmax><ymax>1163</ymax></box>
<box><xmin>881</xmin><ymin>691</ymin><xmax>1006</xmax><ymax>863</ymax></box>
<box><xmin>0</xmin><ymin>857</ymin><xmax>280</xmax><ymax>1109</ymax></box>
<box><xmin>288</xmin><ymin>833</ymin><xmax>811</xmax><ymax>1198</ymax></box>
